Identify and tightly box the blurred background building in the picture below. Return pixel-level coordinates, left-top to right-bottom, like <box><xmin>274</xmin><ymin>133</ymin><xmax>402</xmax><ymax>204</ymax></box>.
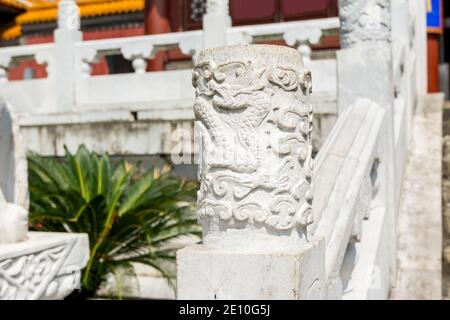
<box><xmin>0</xmin><ymin>0</ymin><xmax>446</xmax><ymax>93</ymax></box>
<box><xmin>0</xmin><ymin>0</ymin><xmax>340</xmax><ymax>77</ymax></box>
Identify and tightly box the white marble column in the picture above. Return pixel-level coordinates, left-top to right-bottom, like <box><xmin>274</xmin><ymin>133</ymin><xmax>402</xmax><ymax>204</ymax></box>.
<box><xmin>339</xmin><ymin>0</ymin><xmax>391</xmax><ymax>48</ymax></box>
<box><xmin>54</xmin><ymin>0</ymin><xmax>82</xmax><ymax>110</ymax></box>
<box><xmin>202</xmin><ymin>0</ymin><xmax>231</xmax><ymax>48</ymax></box>
<box><xmin>177</xmin><ymin>44</ymin><xmax>325</xmax><ymax>300</ymax></box>
<box><xmin>337</xmin><ymin>0</ymin><xmax>397</xmax><ymax>286</ymax></box>
<box><xmin>338</xmin><ymin>0</ymin><xmax>393</xmax><ymax>110</ymax></box>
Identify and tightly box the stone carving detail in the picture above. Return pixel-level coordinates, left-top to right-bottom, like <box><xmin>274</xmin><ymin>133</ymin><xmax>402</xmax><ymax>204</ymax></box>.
<box><xmin>57</xmin><ymin>0</ymin><xmax>80</xmax><ymax>30</ymax></box>
<box><xmin>339</xmin><ymin>0</ymin><xmax>391</xmax><ymax>48</ymax></box>
<box><xmin>0</xmin><ymin>236</ymin><xmax>85</xmax><ymax>300</ymax></box>
<box><xmin>206</xmin><ymin>0</ymin><xmax>229</xmax><ymax>15</ymax></box>
<box><xmin>192</xmin><ymin>45</ymin><xmax>313</xmax><ymax>249</ymax></box>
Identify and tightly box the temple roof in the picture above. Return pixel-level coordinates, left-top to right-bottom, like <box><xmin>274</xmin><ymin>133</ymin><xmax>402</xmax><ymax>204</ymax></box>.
<box><xmin>0</xmin><ymin>0</ymin><xmax>57</xmax><ymax>10</ymax></box>
<box><xmin>0</xmin><ymin>0</ymin><xmax>31</xmax><ymax>10</ymax></box>
<box><xmin>0</xmin><ymin>0</ymin><xmax>144</xmax><ymax>41</ymax></box>
<box><xmin>0</xmin><ymin>24</ymin><xmax>20</xmax><ymax>40</ymax></box>
<box><xmin>17</xmin><ymin>0</ymin><xmax>144</xmax><ymax>24</ymax></box>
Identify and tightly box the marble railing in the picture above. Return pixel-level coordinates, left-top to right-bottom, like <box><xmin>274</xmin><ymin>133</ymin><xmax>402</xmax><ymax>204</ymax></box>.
<box><xmin>0</xmin><ymin>101</ymin><xmax>89</xmax><ymax>300</ymax></box>
<box><xmin>75</xmin><ymin>17</ymin><xmax>338</xmax><ymax>76</ymax></box>
<box><xmin>312</xmin><ymin>99</ymin><xmax>387</xmax><ymax>298</ymax></box>
<box><xmin>75</xmin><ymin>30</ymin><xmax>203</xmax><ymax>76</ymax></box>
<box><xmin>0</xmin><ymin>1</ymin><xmax>338</xmax><ymax>115</ymax></box>
<box><xmin>0</xmin><ymin>43</ymin><xmax>54</xmax><ymax>83</ymax></box>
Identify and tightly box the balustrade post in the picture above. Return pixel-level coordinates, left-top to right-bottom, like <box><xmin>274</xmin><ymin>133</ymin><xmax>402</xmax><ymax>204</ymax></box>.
<box><xmin>283</xmin><ymin>28</ymin><xmax>322</xmax><ymax>62</ymax></box>
<box><xmin>0</xmin><ymin>101</ymin><xmax>28</xmax><ymax>245</ymax></box>
<box><xmin>177</xmin><ymin>44</ymin><xmax>325</xmax><ymax>299</ymax></box>
<box><xmin>337</xmin><ymin>0</ymin><xmax>397</xmax><ymax>288</ymax></box>
<box><xmin>0</xmin><ymin>56</ymin><xmax>11</xmax><ymax>83</ymax></box>
<box><xmin>202</xmin><ymin>0</ymin><xmax>231</xmax><ymax>48</ymax></box>
<box><xmin>54</xmin><ymin>0</ymin><xmax>82</xmax><ymax>111</ymax></box>
<box><xmin>338</xmin><ymin>0</ymin><xmax>394</xmax><ymax>112</ymax></box>
<box><xmin>0</xmin><ymin>66</ymin><xmax>7</xmax><ymax>83</ymax></box>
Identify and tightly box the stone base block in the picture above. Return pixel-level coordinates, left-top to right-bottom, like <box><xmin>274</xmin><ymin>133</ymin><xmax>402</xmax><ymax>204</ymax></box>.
<box><xmin>176</xmin><ymin>238</ymin><xmax>325</xmax><ymax>300</ymax></box>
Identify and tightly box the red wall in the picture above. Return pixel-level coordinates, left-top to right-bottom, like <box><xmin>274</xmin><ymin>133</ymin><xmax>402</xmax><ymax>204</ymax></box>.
<box><xmin>427</xmin><ymin>34</ymin><xmax>441</xmax><ymax>93</ymax></box>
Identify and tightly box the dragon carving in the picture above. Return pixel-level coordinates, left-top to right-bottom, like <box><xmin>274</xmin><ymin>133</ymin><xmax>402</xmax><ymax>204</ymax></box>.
<box><xmin>192</xmin><ymin>45</ymin><xmax>314</xmax><ymax>243</ymax></box>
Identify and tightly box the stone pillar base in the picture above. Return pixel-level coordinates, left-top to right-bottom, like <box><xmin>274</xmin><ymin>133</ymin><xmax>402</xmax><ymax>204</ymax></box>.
<box><xmin>176</xmin><ymin>238</ymin><xmax>325</xmax><ymax>300</ymax></box>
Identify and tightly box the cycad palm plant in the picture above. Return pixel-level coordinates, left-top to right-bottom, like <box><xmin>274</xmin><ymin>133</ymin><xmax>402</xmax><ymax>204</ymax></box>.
<box><xmin>27</xmin><ymin>145</ymin><xmax>200</xmax><ymax>299</ymax></box>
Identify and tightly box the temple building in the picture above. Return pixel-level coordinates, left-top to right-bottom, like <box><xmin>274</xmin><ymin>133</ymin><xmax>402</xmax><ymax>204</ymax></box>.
<box><xmin>0</xmin><ymin>0</ymin><xmax>340</xmax><ymax>79</ymax></box>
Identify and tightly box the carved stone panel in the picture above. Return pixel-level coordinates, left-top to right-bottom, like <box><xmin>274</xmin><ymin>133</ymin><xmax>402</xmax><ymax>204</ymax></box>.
<box><xmin>0</xmin><ymin>232</ymin><xmax>89</xmax><ymax>300</ymax></box>
<box><xmin>192</xmin><ymin>45</ymin><xmax>313</xmax><ymax>250</ymax></box>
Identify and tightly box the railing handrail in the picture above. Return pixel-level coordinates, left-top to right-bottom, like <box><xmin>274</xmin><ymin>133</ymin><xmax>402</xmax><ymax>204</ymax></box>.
<box><xmin>312</xmin><ymin>98</ymin><xmax>385</xmax><ymax>283</ymax></box>
<box><xmin>76</xmin><ymin>29</ymin><xmax>203</xmax><ymax>55</ymax></box>
<box><xmin>0</xmin><ymin>43</ymin><xmax>54</xmax><ymax>66</ymax></box>
<box><xmin>229</xmin><ymin>17</ymin><xmax>340</xmax><ymax>40</ymax></box>
<box><xmin>0</xmin><ymin>16</ymin><xmax>340</xmax><ymax>69</ymax></box>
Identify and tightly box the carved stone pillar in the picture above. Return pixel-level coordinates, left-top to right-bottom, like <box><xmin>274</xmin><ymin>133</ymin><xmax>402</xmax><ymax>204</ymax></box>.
<box><xmin>206</xmin><ymin>0</ymin><xmax>230</xmax><ymax>15</ymax></box>
<box><xmin>202</xmin><ymin>0</ymin><xmax>231</xmax><ymax>48</ymax></box>
<box><xmin>338</xmin><ymin>0</ymin><xmax>393</xmax><ymax>113</ymax></box>
<box><xmin>337</xmin><ymin>0</ymin><xmax>393</xmax><ymax>111</ymax></box>
<box><xmin>193</xmin><ymin>45</ymin><xmax>314</xmax><ymax>250</ymax></box>
<box><xmin>339</xmin><ymin>0</ymin><xmax>391</xmax><ymax>48</ymax></box>
<box><xmin>54</xmin><ymin>0</ymin><xmax>82</xmax><ymax>111</ymax></box>
<box><xmin>337</xmin><ymin>0</ymin><xmax>397</xmax><ymax>288</ymax></box>
<box><xmin>57</xmin><ymin>0</ymin><xmax>80</xmax><ymax>30</ymax></box>
<box><xmin>177</xmin><ymin>45</ymin><xmax>325</xmax><ymax>300</ymax></box>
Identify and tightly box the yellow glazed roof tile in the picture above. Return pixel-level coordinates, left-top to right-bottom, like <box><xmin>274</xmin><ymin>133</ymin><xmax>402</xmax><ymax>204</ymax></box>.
<box><xmin>0</xmin><ymin>0</ymin><xmax>28</xmax><ymax>10</ymax></box>
<box><xmin>17</xmin><ymin>0</ymin><xmax>144</xmax><ymax>24</ymax></box>
<box><xmin>0</xmin><ymin>0</ymin><xmax>53</xmax><ymax>10</ymax></box>
<box><xmin>0</xmin><ymin>0</ymin><xmax>144</xmax><ymax>40</ymax></box>
<box><xmin>0</xmin><ymin>24</ymin><xmax>21</xmax><ymax>40</ymax></box>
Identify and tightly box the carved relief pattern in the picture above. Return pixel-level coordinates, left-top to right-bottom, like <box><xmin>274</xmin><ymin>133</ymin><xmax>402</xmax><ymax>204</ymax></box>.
<box><xmin>192</xmin><ymin>46</ymin><xmax>313</xmax><ymax>236</ymax></box>
<box><xmin>57</xmin><ymin>0</ymin><xmax>80</xmax><ymax>30</ymax></box>
<box><xmin>339</xmin><ymin>0</ymin><xmax>391</xmax><ymax>48</ymax></box>
<box><xmin>206</xmin><ymin>0</ymin><xmax>229</xmax><ymax>15</ymax></box>
<box><xmin>0</xmin><ymin>240</ymin><xmax>82</xmax><ymax>300</ymax></box>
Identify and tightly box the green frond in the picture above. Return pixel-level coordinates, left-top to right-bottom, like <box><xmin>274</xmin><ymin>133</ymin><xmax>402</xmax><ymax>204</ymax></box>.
<box><xmin>27</xmin><ymin>144</ymin><xmax>199</xmax><ymax>299</ymax></box>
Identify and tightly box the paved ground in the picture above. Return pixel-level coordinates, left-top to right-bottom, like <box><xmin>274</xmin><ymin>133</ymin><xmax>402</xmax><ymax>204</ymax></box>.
<box><xmin>390</xmin><ymin>94</ymin><xmax>444</xmax><ymax>300</ymax></box>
